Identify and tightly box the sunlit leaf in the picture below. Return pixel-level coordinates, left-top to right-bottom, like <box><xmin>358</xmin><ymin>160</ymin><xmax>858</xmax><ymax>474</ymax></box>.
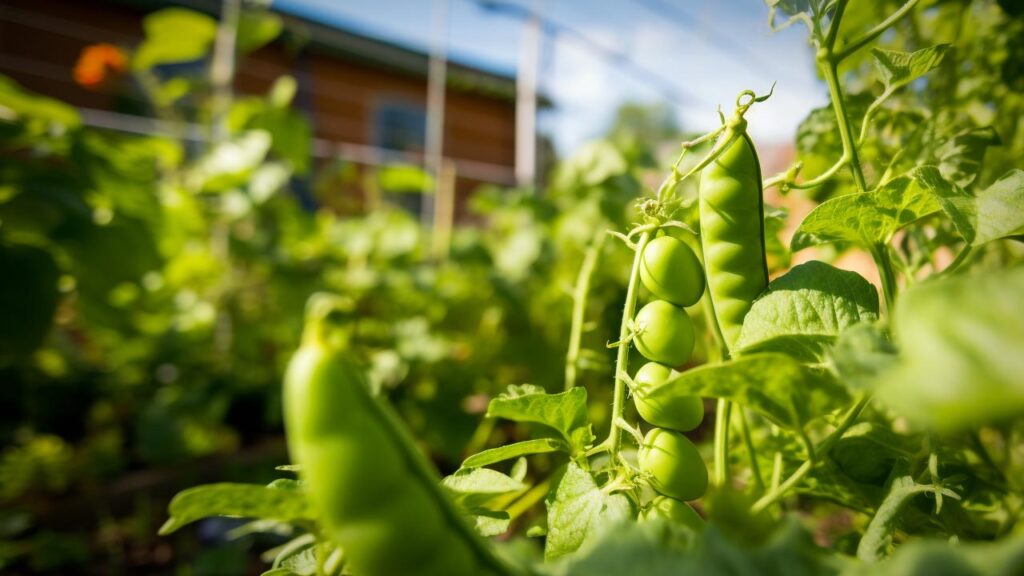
<box><xmin>159</xmin><ymin>483</ymin><xmax>314</xmax><ymax>535</ymax></box>
<box><xmin>545</xmin><ymin>462</ymin><xmax>632</xmax><ymax>560</ymax></box>
<box><xmin>237</xmin><ymin>11</ymin><xmax>283</xmax><ymax>54</ymax></box>
<box><xmin>0</xmin><ymin>75</ymin><xmax>80</xmax><ymax>129</ymax></box>
<box><xmin>461</xmin><ymin>438</ymin><xmax>567</xmax><ymax>469</ymax></box>
<box><xmin>872</xmin><ymin>45</ymin><xmax>951</xmax><ymax>98</ymax></box>
<box><xmin>920</xmin><ymin>168</ymin><xmax>1024</xmax><ymax>246</ymax></box>
<box><xmin>791</xmin><ymin>172</ymin><xmax>940</xmax><ymax>251</ymax></box>
<box><xmin>440</xmin><ymin>467</ymin><xmax>528</xmax><ymax>511</ymax></box>
<box><xmin>649</xmin><ymin>354</ymin><xmax>851</xmax><ymax>430</ymax></box>
<box><xmin>876</xmin><ymin>267</ymin><xmax>1024</xmax><ymax>431</ymax></box>
<box><xmin>936</xmin><ymin>126</ymin><xmax>1001</xmax><ymax>188</ymax></box>
<box><xmin>487</xmin><ymin>386</ymin><xmax>595</xmax><ymax>455</ymax></box>
<box><xmin>736</xmin><ymin>261</ymin><xmax>879</xmax><ymax>360</ymax></box>
<box><xmin>133</xmin><ymin>8</ymin><xmax>217</xmax><ymax>71</ymax></box>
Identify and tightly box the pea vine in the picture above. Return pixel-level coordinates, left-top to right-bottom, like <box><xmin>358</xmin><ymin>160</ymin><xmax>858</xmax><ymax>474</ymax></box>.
<box><xmin>149</xmin><ymin>0</ymin><xmax>1024</xmax><ymax>573</ymax></box>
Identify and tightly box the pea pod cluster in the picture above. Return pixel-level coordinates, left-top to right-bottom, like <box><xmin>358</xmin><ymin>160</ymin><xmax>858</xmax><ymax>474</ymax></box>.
<box><xmin>283</xmin><ymin>295</ymin><xmax>513</xmax><ymax>576</ymax></box>
<box><xmin>631</xmin><ymin>236</ymin><xmax>708</xmax><ymax>520</ymax></box>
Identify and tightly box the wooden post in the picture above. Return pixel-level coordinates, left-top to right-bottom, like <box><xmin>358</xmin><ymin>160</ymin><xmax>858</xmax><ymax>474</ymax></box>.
<box><xmin>432</xmin><ymin>160</ymin><xmax>457</xmax><ymax>260</ymax></box>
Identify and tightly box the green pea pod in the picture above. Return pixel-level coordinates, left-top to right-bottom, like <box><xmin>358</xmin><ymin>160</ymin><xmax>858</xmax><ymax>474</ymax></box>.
<box><xmin>284</xmin><ymin>295</ymin><xmax>512</xmax><ymax>576</ymax></box>
<box><xmin>699</xmin><ymin>130</ymin><xmax>768</xmax><ymax>351</ymax></box>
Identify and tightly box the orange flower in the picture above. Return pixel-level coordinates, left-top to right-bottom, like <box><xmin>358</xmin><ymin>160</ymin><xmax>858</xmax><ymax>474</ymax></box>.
<box><xmin>74</xmin><ymin>43</ymin><xmax>127</xmax><ymax>90</ymax></box>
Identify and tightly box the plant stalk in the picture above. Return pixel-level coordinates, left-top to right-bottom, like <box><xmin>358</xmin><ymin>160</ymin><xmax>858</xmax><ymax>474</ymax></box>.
<box><xmin>565</xmin><ymin>232</ymin><xmax>607</xmax><ymax>390</ymax></box>
<box><xmin>738</xmin><ymin>407</ymin><xmax>766</xmax><ymax>492</ymax></box>
<box><xmin>715</xmin><ymin>398</ymin><xmax>732</xmax><ymax>487</ymax></box>
<box><xmin>870</xmin><ymin>243</ymin><xmax>898</xmax><ymax>313</ymax></box>
<box><xmin>834</xmin><ymin>0</ymin><xmax>922</xmax><ymax>62</ymax></box>
<box><xmin>751</xmin><ymin>394</ymin><xmax>871</xmax><ymax>514</ymax></box>
<box><xmin>606</xmin><ymin>231</ymin><xmax>651</xmax><ymax>457</ymax></box>
<box><xmin>821</xmin><ymin>57</ymin><xmax>867</xmax><ymax>193</ymax></box>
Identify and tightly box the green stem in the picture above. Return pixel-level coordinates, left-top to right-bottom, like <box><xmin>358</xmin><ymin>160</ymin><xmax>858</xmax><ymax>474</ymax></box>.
<box><xmin>870</xmin><ymin>243</ymin><xmax>898</xmax><ymax>313</ymax></box>
<box><xmin>715</xmin><ymin>399</ymin><xmax>732</xmax><ymax>487</ymax></box>
<box><xmin>763</xmin><ymin>151</ymin><xmax>851</xmax><ymax>191</ymax></box>
<box><xmin>821</xmin><ymin>55</ymin><xmax>867</xmax><ymax>193</ymax></box>
<box><xmin>751</xmin><ymin>394</ymin><xmax>871</xmax><ymax>514</ymax></box>
<box><xmin>678</xmin><ymin>128</ymin><xmax>741</xmax><ymax>184</ymax></box>
<box><xmin>834</xmin><ymin>0</ymin><xmax>921</xmax><ymax>62</ymax></box>
<box><xmin>210</xmin><ymin>0</ymin><xmax>241</xmax><ymax>145</ymax></box>
<box><xmin>697</xmin><ymin>233</ymin><xmax>733</xmax><ymax>488</ymax></box>
<box><xmin>565</xmin><ymin>232</ymin><xmax>607</xmax><ymax>391</ymax></box>
<box><xmin>738</xmin><ymin>407</ymin><xmax>766</xmax><ymax>492</ymax></box>
<box><xmin>771</xmin><ymin>449</ymin><xmax>783</xmax><ymax>491</ymax></box>
<box><xmin>657</xmin><ymin>127</ymin><xmax>720</xmax><ymax>204</ymax></box>
<box><xmin>607</xmin><ymin>232</ymin><xmax>652</xmax><ymax>457</ymax></box>
<box><xmin>505</xmin><ymin>479</ymin><xmax>551</xmax><ymax>521</ymax></box>
<box><xmin>822</xmin><ymin>0</ymin><xmax>848</xmax><ymax>50</ymax></box>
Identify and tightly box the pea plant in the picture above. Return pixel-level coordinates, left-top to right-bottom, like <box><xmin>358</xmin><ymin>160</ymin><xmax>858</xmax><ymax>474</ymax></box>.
<box><xmin>160</xmin><ymin>1</ymin><xmax>1024</xmax><ymax>574</ymax></box>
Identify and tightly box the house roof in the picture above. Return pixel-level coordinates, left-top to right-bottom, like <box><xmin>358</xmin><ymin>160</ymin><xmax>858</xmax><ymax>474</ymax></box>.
<box><xmin>109</xmin><ymin>0</ymin><xmax>551</xmax><ymax>106</ymax></box>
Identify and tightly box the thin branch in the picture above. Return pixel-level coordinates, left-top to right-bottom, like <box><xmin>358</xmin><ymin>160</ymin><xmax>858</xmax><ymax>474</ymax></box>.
<box><xmin>835</xmin><ymin>0</ymin><xmax>921</xmax><ymax>62</ymax></box>
<box><xmin>565</xmin><ymin>232</ymin><xmax>607</xmax><ymax>390</ymax></box>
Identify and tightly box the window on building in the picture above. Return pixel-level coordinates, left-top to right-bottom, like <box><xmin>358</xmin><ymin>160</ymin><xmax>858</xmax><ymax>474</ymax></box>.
<box><xmin>374</xmin><ymin>100</ymin><xmax>426</xmax><ymax>152</ymax></box>
<box><xmin>373</xmin><ymin>100</ymin><xmax>427</xmax><ymax>215</ymax></box>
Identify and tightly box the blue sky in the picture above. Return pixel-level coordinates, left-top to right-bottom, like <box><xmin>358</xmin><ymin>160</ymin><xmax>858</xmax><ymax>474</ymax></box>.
<box><xmin>274</xmin><ymin>0</ymin><xmax>826</xmax><ymax>151</ymax></box>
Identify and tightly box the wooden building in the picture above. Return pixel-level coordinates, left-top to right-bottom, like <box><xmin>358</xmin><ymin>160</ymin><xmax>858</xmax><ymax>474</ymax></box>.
<box><xmin>0</xmin><ymin>0</ymin><xmax>527</xmax><ymax>216</ymax></box>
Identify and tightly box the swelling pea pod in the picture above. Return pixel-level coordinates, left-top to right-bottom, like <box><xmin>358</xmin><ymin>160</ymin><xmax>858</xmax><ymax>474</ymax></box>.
<box><xmin>640</xmin><ymin>236</ymin><xmax>705</xmax><ymax>307</ymax></box>
<box><xmin>639</xmin><ymin>495</ymin><xmax>705</xmax><ymax>532</ymax></box>
<box><xmin>698</xmin><ymin>117</ymin><xmax>768</xmax><ymax>351</ymax></box>
<box><xmin>284</xmin><ymin>295</ymin><xmax>512</xmax><ymax>576</ymax></box>
<box><xmin>632</xmin><ymin>362</ymin><xmax>703</xmax><ymax>432</ymax></box>
<box><xmin>639</xmin><ymin>428</ymin><xmax>708</xmax><ymax>501</ymax></box>
<box><xmin>633</xmin><ymin>300</ymin><xmax>695</xmax><ymax>367</ymax></box>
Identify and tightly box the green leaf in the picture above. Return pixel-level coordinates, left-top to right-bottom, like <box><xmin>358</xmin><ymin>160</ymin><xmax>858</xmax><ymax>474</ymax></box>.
<box><xmin>266</xmin><ymin>533</ymin><xmax>315</xmax><ymax>568</ymax></box>
<box><xmin>158</xmin><ymin>483</ymin><xmax>314</xmax><ymax>535</ymax></box>
<box><xmin>461</xmin><ymin>438</ymin><xmax>567</xmax><ymax>469</ymax></box>
<box><xmin>791</xmin><ymin>173</ymin><xmax>940</xmax><ymax>251</ymax></box>
<box><xmin>872</xmin><ymin>45</ymin><xmax>950</xmax><ymax>97</ymax></box>
<box><xmin>826</xmin><ymin>323</ymin><xmax>898</xmax><ymax>391</ymax></box>
<box><xmin>648</xmin><ymin>354</ymin><xmax>851</xmax><ymax>430</ymax></box>
<box><xmin>470</xmin><ymin>509</ymin><xmax>513</xmax><ymax>537</ymax></box>
<box><xmin>0</xmin><ymin>75</ymin><xmax>80</xmax><ymax>129</ymax></box>
<box><xmin>0</xmin><ymin>243</ymin><xmax>60</xmax><ymax>363</ymax></box>
<box><xmin>268</xmin><ymin>76</ymin><xmax>298</xmax><ymax>109</ymax></box>
<box><xmin>190</xmin><ymin>130</ymin><xmax>272</xmax><ymax>192</ymax></box>
<box><xmin>543</xmin><ymin>517</ymin><xmax>836</xmax><ymax>576</ymax></box>
<box><xmin>249</xmin><ymin>162</ymin><xmax>291</xmax><ymax>204</ymax></box>
<box><xmin>544</xmin><ymin>462</ymin><xmax>632</xmax><ymax>560</ymax></box>
<box><xmin>735</xmin><ymin>261</ymin><xmax>879</xmax><ymax>360</ymax></box>
<box><xmin>377</xmin><ymin>164</ymin><xmax>435</xmax><ymax>194</ymax></box>
<box><xmin>277</xmin><ymin>545</ymin><xmax>317</xmax><ymax>576</ymax></box>
<box><xmin>553</xmin><ymin>140</ymin><xmax>630</xmax><ymax>189</ymax></box>
<box><xmin>922</xmin><ymin>168</ymin><xmax>1024</xmax><ymax>246</ymax></box>
<box><xmin>830</xmin><ymin>422</ymin><xmax>921</xmax><ymax>487</ymax></box>
<box><xmin>856</xmin><ymin>475</ymin><xmax>960</xmax><ymax>563</ymax></box>
<box><xmin>237</xmin><ymin>11</ymin><xmax>283</xmax><ymax>54</ymax></box>
<box><xmin>846</xmin><ymin>533</ymin><xmax>1024</xmax><ymax>576</ymax></box>
<box><xmin>133</xmin><ymin>8</ymin><xmax>218</xmax><ymax>71</ymax></box>
<box><xmin>936</xmin><ymin>126</ymin><xmax>1001</xmax><ymax>188</ymax></box>
<box><xmin>973</xmin><ymin>170</ymin><xmax>1024</xmax><ymax>243</ymax></box>
<box><xmin>510</xmin><ymin>457</ymin><xmax>528</xmax><ymax>482</ymax></box>
<box><xmin>487</xmin><ymin>385</ymin><xmax>595</xmax><ymax>456</ymax></box>
<box><xmin>440</xmin><ymin>467</ymin><xmax>528</xmax><ymax>511</ymax></box>
<box><xmin>542</xmin><ymin>519</ymin><xmax>691</xmax><ymax>575</ymax></box>
<box><xmin>876</xmin><ymin>267</ymin><xmax>1024</xmax><ymax>431</ymax></box>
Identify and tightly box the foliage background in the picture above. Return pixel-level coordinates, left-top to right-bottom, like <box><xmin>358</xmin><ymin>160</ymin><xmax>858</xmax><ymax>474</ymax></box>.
<box><xmin>1</xmin><ymin>0</ymin><xmax>1023</xmax><ymax>574</ymax></box>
